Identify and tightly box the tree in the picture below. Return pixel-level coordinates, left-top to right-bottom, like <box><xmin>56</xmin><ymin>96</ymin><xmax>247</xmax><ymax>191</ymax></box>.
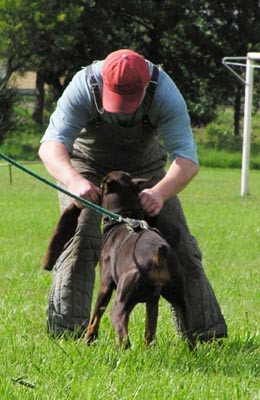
<box><xmin>183</xmin><ymin>0</ymin><xmax>260</xmax><ymax>133</ymax></box>
<box><xmin>121</xmin><ymin>0</ymin><xmax>260</xmax><ymax>130</ymax></box>
<box><xmin>0</xmin><ymin>0</ymin><xmax>259</xmax><ymax>131</ymax></box>
<box><xmin>0</xmin><ymin>80</ymin><xmax>19</xmax><ymax>143</ymax></box>
<box><xmin>0</xmin><ymin>0</ymin><xmax>86</xmax><ymax>123</ymax></box>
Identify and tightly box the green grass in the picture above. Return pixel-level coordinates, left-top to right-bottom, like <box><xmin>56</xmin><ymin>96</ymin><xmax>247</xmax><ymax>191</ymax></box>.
<box><xmin>0</xmin><ymin>165</ymin><xmax>259</xmax><ymax>399</ymax></box>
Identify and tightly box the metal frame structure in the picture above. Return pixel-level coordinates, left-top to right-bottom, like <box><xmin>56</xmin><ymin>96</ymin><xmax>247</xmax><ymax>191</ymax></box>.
<box><xmin>222</xmin><ymin>52</ymin><xmax>260</xmax><ymax>196</ymax></box>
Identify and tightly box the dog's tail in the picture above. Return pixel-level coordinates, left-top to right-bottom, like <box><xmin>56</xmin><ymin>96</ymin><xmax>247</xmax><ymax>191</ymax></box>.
<box><xmin>42</xmin><ymin>203</ymin><xmax>81</xmax><ymax>270</ymax></box>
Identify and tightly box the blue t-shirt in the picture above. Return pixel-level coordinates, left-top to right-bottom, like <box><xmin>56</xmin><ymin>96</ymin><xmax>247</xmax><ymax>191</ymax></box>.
<box><xmin>41</xmin><ymin>60</ymin><xmax>198</xmax><ymax>165</ymax></box>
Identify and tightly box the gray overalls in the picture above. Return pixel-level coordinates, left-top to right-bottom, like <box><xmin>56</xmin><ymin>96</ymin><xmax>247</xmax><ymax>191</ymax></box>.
<box><xmin>47</xmin><ymin>65</ymin><xmax>227</xmax><ymax>341</ymax></box>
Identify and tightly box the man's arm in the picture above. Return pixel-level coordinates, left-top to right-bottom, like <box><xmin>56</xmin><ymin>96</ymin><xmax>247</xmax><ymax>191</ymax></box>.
<box><xmin>139</xmin><ymin>157</ymin><xmax>199</xmax><ymax>216</ymax></box>
<box><xmin>38</xmin><ymin>142</ymin><xmax>101</xmax><ymax>207</ymax></box>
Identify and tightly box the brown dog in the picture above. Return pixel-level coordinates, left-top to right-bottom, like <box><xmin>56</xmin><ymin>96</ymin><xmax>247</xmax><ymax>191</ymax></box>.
<box><xmin>84</xmin><ymin>171</ymin><xmax>193</xmax><ymax>348</ymax></box>
<box><xmin>42</xmin><ymin>171</ymin><xmax>193</xmax><ymax>349</ymax></box>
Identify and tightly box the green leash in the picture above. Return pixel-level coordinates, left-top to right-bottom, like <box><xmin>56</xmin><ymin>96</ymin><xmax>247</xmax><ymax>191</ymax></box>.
<box><xmin>0</xmin><ymin>152</ymin><xmax>123</xmax><ymax>222</ymax></box>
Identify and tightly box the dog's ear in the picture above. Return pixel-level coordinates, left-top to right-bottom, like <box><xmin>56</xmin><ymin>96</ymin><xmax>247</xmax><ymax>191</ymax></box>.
<box><xmin>100</xmin><ymin>181</ymin><xmax>106</xmax><ymax>193</ymax></box>
<box><xmin>132</xmin><ymin>177</ymin><xmax>150</xmax><ymax>185</ymax></box>
<box><xmin>100</xmin><ymin>179</ymin><xmax>111</xmax><ymax>196</ymax></box>
<box><xmin>42</xmin><ymin>203</ymin><xmax>81</xmax><ymax>270</ymax></box>
<box><xmin>132</xmin><ymin>176</ymin><xmax>153</xmax><ymax>189</ymax></box>
<box><xmin>100</xmin><ymin>173</ymin><xmax>116</xmax><ymax>193</ymax></box>
<box><xmin>100</xmin><ymin>171</ymin><xmax>132</xmax><ymax>193</ymax></box>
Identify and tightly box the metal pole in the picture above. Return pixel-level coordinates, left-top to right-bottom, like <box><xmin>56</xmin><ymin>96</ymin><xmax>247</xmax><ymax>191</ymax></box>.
<box><xmin>241</xmin><ymin>54</ymin><xmax>254</xmax><ymax>196</ymax></box>
<box><xmin>8</xmin><ymin>164</ymin><xmax>12</xmax><ymax>184</ymax></box>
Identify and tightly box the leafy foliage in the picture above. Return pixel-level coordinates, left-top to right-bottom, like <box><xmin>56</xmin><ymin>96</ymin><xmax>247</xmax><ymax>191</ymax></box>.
<box><xmin>0</xmin><ymin>0</ymin><xmax>259</xmax><ymax>129</ymax></box>
<box><xmin>0</xmin><ymin>0</ymin><xmax>87</xmax><ymax>93</ymax></box>
<box><xmin>0</xmin><ymin>80</ymin><xmax>19</xmax><ymax>143</ymax></box>
<box><xmin>182</xmin><ymin>0</ymin><xmax>260</xmax><ymax>129</ymax></box>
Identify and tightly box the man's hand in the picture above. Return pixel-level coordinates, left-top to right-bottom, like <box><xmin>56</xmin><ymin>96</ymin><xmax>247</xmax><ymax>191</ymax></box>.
<box><xmin>39</xmin><ymin>142</ymin><xmax>101</xmax><ymax>208</ymax></box>
<box><xmin>139</xmin><ymin>188</ymin><xmax>164</xmax><ymax>216</ymax></box>
<box><xmin>66</xmin><ymin>175</ymin><xmax>101</xmax><ymax>208</ymax></box>
<box><xmin>139</xmin><ymin>157</ymin><xmax>199</xmax><ymax>216</ymax></box>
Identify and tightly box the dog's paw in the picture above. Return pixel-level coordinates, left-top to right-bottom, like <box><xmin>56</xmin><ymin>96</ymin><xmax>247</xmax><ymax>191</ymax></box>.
<box><xmin>82</xmin><ymin>332</ymin><xmax>98</xmax><ymax>345</ymax></box>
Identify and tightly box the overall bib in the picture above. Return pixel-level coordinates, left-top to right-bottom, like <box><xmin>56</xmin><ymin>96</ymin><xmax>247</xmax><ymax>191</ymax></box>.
<box><xmin>47</xmin><ymin>70</ymin><xmax>227</xmax><ymax>341</ymax></box>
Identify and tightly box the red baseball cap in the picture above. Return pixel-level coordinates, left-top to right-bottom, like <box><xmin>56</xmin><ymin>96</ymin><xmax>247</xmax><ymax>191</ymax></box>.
<box><xmin>102</xmin><ymin>49</ymin><xmax>150</xmax><ymax>114</ymax></box>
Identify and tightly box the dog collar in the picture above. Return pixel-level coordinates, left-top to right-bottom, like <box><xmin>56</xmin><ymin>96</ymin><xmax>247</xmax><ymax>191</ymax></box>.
<box><xmin>103</xmin><ymin>216</ymin><xmax>149</xmax><ymax>230</ymax></box>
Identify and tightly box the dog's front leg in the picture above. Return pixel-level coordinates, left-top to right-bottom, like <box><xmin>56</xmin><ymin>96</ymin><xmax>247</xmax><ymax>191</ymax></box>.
<box><xmin>83</xmin><ymin>283</ymin><xmax>114</xmax><ymax>344</ymax></box>
<box><xmin>111</xmin><ymin>270</ymin><xmax>140</xmax><ymax>350</ymax></box>
<box><xmin>144</xmin><ymin>296</ymin><xmax>160</xmax><ymax>346</ymax></box>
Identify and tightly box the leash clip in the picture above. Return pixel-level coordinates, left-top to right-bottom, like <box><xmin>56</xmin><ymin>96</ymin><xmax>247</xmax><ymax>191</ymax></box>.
<box><xmin>139</xmin><ymin>220</ymin><xmax>149</xmax><ymax>230</ymax></box>
<box><xmin>124</xmin><ymin>218</ymin><xmax>149</xmax><ymax>230</ymax></box>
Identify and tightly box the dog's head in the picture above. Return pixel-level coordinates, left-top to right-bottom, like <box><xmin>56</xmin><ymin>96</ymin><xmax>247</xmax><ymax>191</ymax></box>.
<box><xmin>100</xmin><ymin>171</ymin><xmax>149</xmax><ymax>214</ymax></box>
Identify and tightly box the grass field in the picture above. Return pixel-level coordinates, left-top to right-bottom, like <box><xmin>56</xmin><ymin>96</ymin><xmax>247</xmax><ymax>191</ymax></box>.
<box><xmin>0</xmin><ymin>164</ymin><xmax>259</xmax><ymax>399</ymax></box>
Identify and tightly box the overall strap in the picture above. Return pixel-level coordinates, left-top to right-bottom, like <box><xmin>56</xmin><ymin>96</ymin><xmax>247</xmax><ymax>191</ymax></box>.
<box><xmin>146</xmin><ymin>64</ymin><xmax>159</xmax><ymax>106</ymax></box>
<box><xmin>143</xmin><ymin>64</ymin><xmax>159</xmax><ymax>127</ymax></box>
<box><xmin>85</xmin><ymin>64</ymin><xmax>104</xmax><ymax>114</ymax></box>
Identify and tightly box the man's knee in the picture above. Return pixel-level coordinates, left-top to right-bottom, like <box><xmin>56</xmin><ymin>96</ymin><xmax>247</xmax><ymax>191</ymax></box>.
<box><xmin>47</xmin><ymin>206</ymin><xmax>102</xmax><ymax>337</ymax></box>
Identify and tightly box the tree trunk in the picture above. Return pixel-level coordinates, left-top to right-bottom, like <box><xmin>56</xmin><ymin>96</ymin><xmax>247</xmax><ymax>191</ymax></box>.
<box><xmin>234</xmin><ymin>84</ymin><xmax>242</xmax><ymax>136</ymax></box>
<box><xmin>32</xmin><ymin>71</ymin><xmax>45</xmax><ymax>124</ymax></box>
<box><xmin>1</xmin><ymin>56</ymin><xmax>18</xmax><ymax>86</ymax></box>
<box><xmin>45</xmin><ymin>74</ymin><xmax>63</xmax><ymax>101</ymax></box>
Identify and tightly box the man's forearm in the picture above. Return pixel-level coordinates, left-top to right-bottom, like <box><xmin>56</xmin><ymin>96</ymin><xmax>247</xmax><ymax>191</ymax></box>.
<box><xmin>139</xmin><ymin>157</ymin><xmax>199</xmax><ymax>216</ymax></box>
<box><xmin>152</xmin><ymin>157</ymin><xmax>199</xmax><ymax>201</ymax></box>
<box><xmin>38</xmin><ymin>142</ymin><xmax>80</xmax><ymax>186</ymax></box>
<box><xmin>39</xmin><ymin>141</ymin><xmax>101</xmax><ymax>206</ymax></box>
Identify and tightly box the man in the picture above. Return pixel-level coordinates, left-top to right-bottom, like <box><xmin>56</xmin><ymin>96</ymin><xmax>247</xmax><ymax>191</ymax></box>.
<box><xmin>39</xmin><ymin>49</ymin><xmax>227</xmax><ymax>342</ymax></box>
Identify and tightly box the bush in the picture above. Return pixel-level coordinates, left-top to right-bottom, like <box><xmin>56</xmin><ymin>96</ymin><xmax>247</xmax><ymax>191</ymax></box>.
<box><xmin>203</xmin><ymin>122</ymin><xmax>242</xmax><ymax>151</ymax></box>
<box><xmin>0</xmin><ymin>103</ymin><xmax>47</xmax><ymax>160</ymax></box>
<box><xmin>0</xmin><ymin>130</ymin><xmax>42</xmax><ymax>161</ymax></box>
<box><xmin>187</xmin><ymin>82</ymin><xmax>218</xmax><ymax>126</ymax></box>
<box><xmin>194</xmin><ymin>107</ymin><xmax>260</xmax><ymax>170</ymax></box>
<box><xmin>0</xmin><ymin>80</ymin><xmax>19</xmax><ymax>143</ymax></box>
